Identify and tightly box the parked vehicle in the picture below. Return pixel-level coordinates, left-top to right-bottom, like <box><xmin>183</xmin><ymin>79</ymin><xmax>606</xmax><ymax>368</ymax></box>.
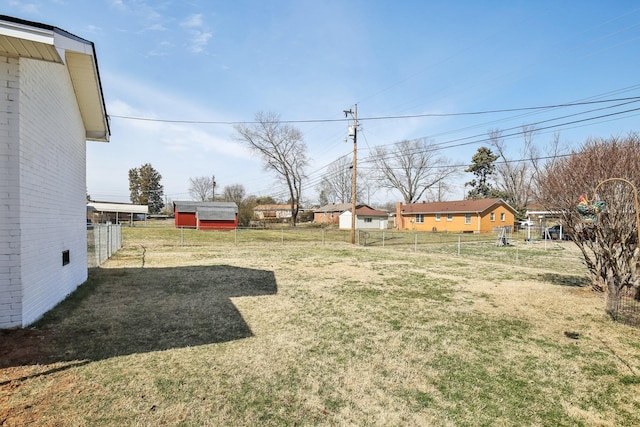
<box><xmin>544</xmin><ymin>225</ymin><xmax>570</xmax><ymax>240</ymax></box>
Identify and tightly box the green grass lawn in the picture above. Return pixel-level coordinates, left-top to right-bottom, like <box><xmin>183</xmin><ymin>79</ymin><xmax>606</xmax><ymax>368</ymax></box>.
<box><xmin>2</xmin><ymin>225</ymin><xmax>639</xmax><ymax>426</ymax></box>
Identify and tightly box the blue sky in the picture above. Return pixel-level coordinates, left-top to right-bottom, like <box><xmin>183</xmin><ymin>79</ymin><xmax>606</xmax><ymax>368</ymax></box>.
<box><xmin>5</xmin><ymin>0</ymin><xmax>640</xmax><ymax>205</ymax></box>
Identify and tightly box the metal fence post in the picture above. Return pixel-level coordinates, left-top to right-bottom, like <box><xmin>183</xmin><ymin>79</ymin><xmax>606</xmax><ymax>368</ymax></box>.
<box><xmin>98</xmin><ymin>225</ymin><xmax>103</xmax><ymax>264</ymax></box>
<box><xmin>107</xmin><ymin>224</ymin><xmax>111</xmax><ymax>258</ymax></box>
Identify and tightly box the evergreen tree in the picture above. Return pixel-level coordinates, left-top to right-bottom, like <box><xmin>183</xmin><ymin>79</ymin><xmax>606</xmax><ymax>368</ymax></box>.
<box><xmin>465</xmin><ymin>147</ymin><xmax>499</xmax><ymax>199</ymax></box>
<box><xmin>129</xmin><ymin>163</ymin><xmax>164</xmax><ymax>213</ymax></box>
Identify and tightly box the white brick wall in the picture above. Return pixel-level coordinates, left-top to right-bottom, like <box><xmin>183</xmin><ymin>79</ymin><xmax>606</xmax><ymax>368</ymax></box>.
<box><xmin>0</xmin><ymin>56</ymin><xmax>22</xmax><ymax>328</ymax></box>
<box><xmin>19</xmin><ymin>58</ymin><xmax>88</xmax><ymax>327</ymax></box>
<box><xmin>0</xmin><ymin>55</ymin><xmax>89</xmax><ymax>328</ymax></box>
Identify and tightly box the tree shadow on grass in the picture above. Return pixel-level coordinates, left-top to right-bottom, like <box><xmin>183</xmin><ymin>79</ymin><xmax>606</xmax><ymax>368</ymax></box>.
<box><xmin>0</xmin><ymin>265</ymin><xmax>277</xmax><ymax>369</ymax></box>
<box><xmin>538</xmin><ymin>272</ymin><xmax>590</xmax><ymax>288</ymax></box>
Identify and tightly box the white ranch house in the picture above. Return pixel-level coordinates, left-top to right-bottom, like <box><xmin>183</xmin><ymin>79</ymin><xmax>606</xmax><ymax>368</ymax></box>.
<box><xmin>0</xmin><ymin>15</ymin><xmax>109</xmax><ymax>328</ymax></box>
<box><xmin>339</xmin><ymin>205</ymin><xmax>389</xmax><ymax>230</ymax></box>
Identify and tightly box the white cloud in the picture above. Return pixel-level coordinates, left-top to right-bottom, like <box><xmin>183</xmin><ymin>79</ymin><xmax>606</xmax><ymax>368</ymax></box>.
<box><xmin>85</xmin><ymin>24</ymin><xmax>102</xmax><ymax>34</ymax></box>
<box><xmin>182</xmin><ymin>14</ymin><xmax>203</xmax><ymax>28</ymax></box>
<box><xmin>109</xmin><ymin>0</ymin><xmax>165</xmax><ymax>27</ymax></box>
<box><xmin>102</xmin><ymin>73</ymin><xmax>253</xmax><ymax>160</ymax></box>
<box><xmin>179</xmin><ymin>13</ymin><xmax>211</xmax><ymax>54</ymax></box>
<box><xmin>187</xmin><ymin>30</ymin><xmax>212</xmax><ymax>54</ymax></box>
<box><xmin>8</xmin><ymin>0</ymin><xmax>39</xmax><ymax>13</ymax></box>
<box><xmin>109</xmin><ymin>0</ymin><xmax>125</xmax><ymax>9</ymax></box>
<box><xmin>147</xmin><ymin>40</ymin><xmax>174</xmax><ymax>57</ymax></box>
<box><xmin>145</xmin><ymin>23</ymin><xmax>167</xmax><ymax>31</ymax></box>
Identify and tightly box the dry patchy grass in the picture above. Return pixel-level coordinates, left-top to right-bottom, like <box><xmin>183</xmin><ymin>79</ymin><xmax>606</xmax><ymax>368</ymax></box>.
<box><xmin>2</xmin><ymin>227</ymin><xmax>640</xmax><ymax>426</ymax></box>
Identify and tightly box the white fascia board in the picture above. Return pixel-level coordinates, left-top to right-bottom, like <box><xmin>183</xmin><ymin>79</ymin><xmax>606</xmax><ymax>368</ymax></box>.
<box><xmin>54</xmin><ymin>30</ymin><xmax>93</xmax><ymax>63</ymax></box>
<box><xmin>0</xmin><ymin>20</ymin><xmax>54</xmax><ymax>45</ymax></box>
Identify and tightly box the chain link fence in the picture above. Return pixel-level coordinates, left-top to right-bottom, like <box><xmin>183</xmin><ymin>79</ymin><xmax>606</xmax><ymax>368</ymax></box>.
<box><xmin>122</xmin><ymin>222</ymin><xmax>583</xmax><ymax>272</ymax></box>
<box><xmin>87</xmin><ymin>223</ymin><xmax>122</xmax><ymax>268</ymax></box>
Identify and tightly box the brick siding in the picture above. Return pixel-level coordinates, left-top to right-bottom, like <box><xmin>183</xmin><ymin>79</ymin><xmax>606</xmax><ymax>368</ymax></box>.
<box><xmin>0</xmin><ymin>56</ymin><xmax>89</xmax><ymax>328</ymax></box>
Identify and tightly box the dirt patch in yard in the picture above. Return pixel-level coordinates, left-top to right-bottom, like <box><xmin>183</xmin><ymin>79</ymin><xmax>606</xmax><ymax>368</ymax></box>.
<box><xmin>0</xmin><ymin>328</ymin><xmax>57</xmax><ymax>368</ymax></box>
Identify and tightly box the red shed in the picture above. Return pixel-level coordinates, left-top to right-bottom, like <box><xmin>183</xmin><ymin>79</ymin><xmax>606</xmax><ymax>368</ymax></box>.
<box><xmin>173</xmin><ymin>201</ymin><xmax>238</xmax><ymax>230</ymax></box>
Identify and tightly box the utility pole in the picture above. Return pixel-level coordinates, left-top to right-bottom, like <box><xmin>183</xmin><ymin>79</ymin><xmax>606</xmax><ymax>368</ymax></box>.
<box><xmin>212</xmin><ymin>175</ymin><xmax>216</xmax><ymax>202</ymax></box>
<box><xmin>344</xmin><ymin>105</ymin><xmax>358</xmax><ymax>244</ymax></box>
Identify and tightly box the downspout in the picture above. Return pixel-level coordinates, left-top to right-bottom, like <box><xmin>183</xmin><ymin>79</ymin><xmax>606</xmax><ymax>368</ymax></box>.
<box><xmin>477</xmin><ymin>212</ymin><xmax>481</xmax><ymax>233</ymax></box>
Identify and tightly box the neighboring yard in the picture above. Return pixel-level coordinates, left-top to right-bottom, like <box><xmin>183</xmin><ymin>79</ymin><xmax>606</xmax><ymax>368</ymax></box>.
<box><xmin>2</xmin><ymin>224</ymin><xmax>640</xmax><ymax>426</ymax></box>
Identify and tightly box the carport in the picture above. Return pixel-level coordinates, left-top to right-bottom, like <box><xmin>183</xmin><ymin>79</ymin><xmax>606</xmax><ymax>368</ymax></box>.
<box><xmin>87</xmin><ymin>202</ymin><xmax>149</xmax><ymax>225</ymax></box>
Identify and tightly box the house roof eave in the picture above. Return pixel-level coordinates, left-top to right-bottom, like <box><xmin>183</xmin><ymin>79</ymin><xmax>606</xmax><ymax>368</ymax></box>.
<box><xmin>0</xmin><ymin>15</ymin><xmax>110</xmax><ymax>142</ymax></box>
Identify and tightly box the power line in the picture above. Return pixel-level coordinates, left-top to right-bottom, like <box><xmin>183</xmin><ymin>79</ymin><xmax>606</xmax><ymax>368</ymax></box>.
<box><xmin>130</xmin><ymin>94</ymin><xmax>638</xmax><ymax>199</ymax></box>
<box><xmin>298</xmin><ymin>87</ymin><xmax>640</xmax><ymax>187</ymax></box>
<box><xmin>358</xmin><ymin>97</ymin><xmax>640</xmax><ymax>121</ymax></box>
<box><xmin>108</xmin><ymin>96</ymin><xmax>640</xmax><ymax>125</ymax></box>
<box><xmin>359</xmin><ymin>105</ymin><xmax>640</xmax><ymax>165</ymax></box>
<box><xmin>249</xmin><ymin>105</ymin><xmax>640</xmax><ymax>200</ymax></box>
<box><xmin>298</xmin><ymin>106</ymin><xmax>640</xmax><ymax>194</ymax></box>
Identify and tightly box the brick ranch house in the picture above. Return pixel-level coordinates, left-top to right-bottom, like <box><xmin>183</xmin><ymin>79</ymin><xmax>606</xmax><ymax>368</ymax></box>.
<box><xmin>253</xmin><ymin>204</ymin><xmax>297</xmax><ymax>222</ymax></box>
<box><xmin>173</xmin><ymin>201</ymin><xmax>238</xmax><ymax>230</ymax></box>
<box><xmin>395</xmin><ymin>198</ymin><xmax>516</xmax><ymax>233</ymax></box>
<box><xmin>0</xmin><ymin>16</ymin><xmax>110</xmax><ymax>328</ymax></box>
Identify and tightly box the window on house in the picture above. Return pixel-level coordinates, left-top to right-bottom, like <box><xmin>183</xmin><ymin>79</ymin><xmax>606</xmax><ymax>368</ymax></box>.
<box><xmin>447</xmin><ymin>213</ymin><xmax>453</xmax><ymax>221</ymax></box>
<box><xmin>490</xmin><ymin>212</ymin><xmax>495</xmax><ymax>221</ymax></box>
<box><xmin>500</xmin><ymin>212</ymin><xmax>505</xmax><ymax>222</ymax></box>
<box><xmin>364</xmin><ymin>217</ymin><xmax>372</xmax><ymax>223</ymax></box>
<box><xmin>465</xmin><ymin>213</ymin><xmax>471</xmax><ymax>224</ymax></box>
<box><xmin>415</xmin><ymin>214</ymin><xmax>424</xmax><ymax>223</ymax></box>
<box><xmin>435</xmin><ymin>213</ymin><xmax>441</xmax><ymax>221</ymax></box>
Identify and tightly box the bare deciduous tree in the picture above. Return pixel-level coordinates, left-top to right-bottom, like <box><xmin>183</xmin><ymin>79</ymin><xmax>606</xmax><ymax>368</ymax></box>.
<box><xmin>222</xmin><ymin>184</ymin><xmax>246</xmax><ymax>206</ymax></box>
<box><xmin>489</xmin><ymin>127</ymin><xmax>537</xmax><ymax>218</ymax></box>
<box><xmin>317</xmin><ymin>156</ymin><xmax>352</xmax><ymax>204</ymax></box>
<box><xmin>425</xmin><ymin>180</ymin><xmax>454</xmax><ymax>202</ymax></box>
<box><xmin>235</xmin><ymin>112</ymin><xmax>308</xmax><ymax>226</ymax></box>
<box><xmin>317</xmin><ymin>156</ymin><xmax>365</xmax><ymax>204</ymax></box>
<box><xmin>189</xmin><ymin>176</ymin><xmax>215</xmax><ymax>201</ymax></box>
<box><xmin>536</xmin><ymin>133</ymin><xmax>640</xmax><ymax>305</ymax></box>
<box><xmin>371</xmin><ymin>138</ymin><xmax>457</xmax><ymax>204</ymax></box>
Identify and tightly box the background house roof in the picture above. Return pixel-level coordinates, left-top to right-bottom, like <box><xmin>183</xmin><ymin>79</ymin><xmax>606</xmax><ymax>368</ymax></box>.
<box><xmin>315</xmin><ymin>203</ymin><xmax>362</xmax><ymax>213</ymax></box>
<box><xmin>344</xmin><ymin>206</ymin><xmax>388</xmax><ymax>217</ymax></box>
<box><xmin>401</xmin><ymin>198</ymin><xmax>516</xmax><ymax>215</ymax></box>
<box><xmin>0</xmin><ymin>15</ymin><xmax>110</xmax><ymax>142</ymax></box>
